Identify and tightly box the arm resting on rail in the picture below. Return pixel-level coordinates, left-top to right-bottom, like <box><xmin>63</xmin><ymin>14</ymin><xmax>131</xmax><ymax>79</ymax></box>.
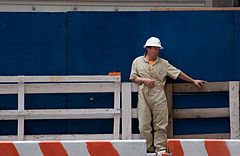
<box><xmin>178</xmin><ymin>72</ymin><xmax>207</xmax><ymax>88</ymax></box>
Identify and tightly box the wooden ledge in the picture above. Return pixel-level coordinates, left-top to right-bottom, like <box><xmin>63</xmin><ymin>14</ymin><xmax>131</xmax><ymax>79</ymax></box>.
<box><xmin>151</xmin><ymin>7</ymin><xmax>240</xmax><ymax>11</ymax></box>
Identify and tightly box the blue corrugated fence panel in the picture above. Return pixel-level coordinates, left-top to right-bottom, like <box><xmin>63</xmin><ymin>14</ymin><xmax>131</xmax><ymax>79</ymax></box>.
<box><xmin>173</xmin><ymin>92</ymin><xmax>229</xmax><ymax>109</ymax></box>
<box><xmin>0</xmin><ymin>12</ymin><xmax>68</xmax><ymax>135</ymax></box>
<box><xmin>235</xmin><ymin>11</ymin><xmax>240</xmax><ymax>80</ymax></box>
<box><xmin>0</xmin><ymin>11</ymin><xmax>239</xmax><ymax>135</ymax></box>
<box><xmin>66</xmin><ymin>11</ymin><xmax>237</xmax><ymax>135</ymax></box>
<box><xmin>148</xmin><ymin>11</ymin><xmax>235</xmax><ymax>82</ymax></box>
<box><xmin>0</xmin><ymin>12</ymin><xmax>67</xmax><ymax>75</ymax></box>
<box><xmin>173</xmin><ymin>118</ymin><xmax>230</xmax><ymax>135</ymax></box>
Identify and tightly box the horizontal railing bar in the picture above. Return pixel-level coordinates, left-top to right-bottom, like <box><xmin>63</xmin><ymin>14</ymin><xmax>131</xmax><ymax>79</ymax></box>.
<box><xmin>173</xmin><ymin>108</ymin><xmax>229</xmax><ymax>119</ymax></box>
<box><xmin>0</xmin><ymin>81</ymin><xmax>237</xmax><ymax>94</ymax></box>
<box><xmin>0</xmin><ymin>109</ymin><xmax>120</xmax><ymax>120</ymax></box>
<box><xmin>132</xmin><ymin>108</ymin><xmax>137</xmax><ymax>118</ymax></box>
<box><xmin>130</xmin><ymin>82</ymin><xmax>236</xmax><ymax>93</ymax></box>
<box><xmin>131</xmin><ymin>133</ymin><xmax>230</xmax><ymax>139</ymax></box>
<box><xmin>0</xmin><ymin>84</ymin><xmax>18</xmax><ymax>94</ymax></box>
<box><xmin>25</xmin><ymin>83</ymin><xmax>115</xmax><ymax>93</ymax></box>
<box><xmin>172</xmin><ymin>82</ymin><xmax>229</xmax><ymax>93</ymax></box>
<box><xmin>131</xmin><ymin>83</ymin><xmax>139</xmax><ymax>92</ymax></box>
<box><xmin>0</xmin><ymin>83</ymin><xmax>116</xmax><ymax>94</ymax></box>
<box><xmin>0</xmin><ymin>75</ymin><xmax>120</xmax><ymax>83</ymax></box>
<box><xmin>132</xmin><ymin>108</ymin><xmax>230</xmax><ymax>119</ymax></box>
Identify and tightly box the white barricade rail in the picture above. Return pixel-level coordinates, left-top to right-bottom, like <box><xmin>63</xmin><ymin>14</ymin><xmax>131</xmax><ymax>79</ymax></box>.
<box><xmin>0</xmin><ymin>75</ymin><xmax>121</xmax><ymax>141</ymax></box>
<box><xmin>121</xmin><ymin>82</ymin><xmax>240</xmax><ymax>140</ymax></box>
<box><xmin>167</xmin><ymin>139</ymin><xmax>240</xmax><ymax>156</ymax></box>
<box><xmin>0</xmin><ymin>140</ymin><xmax>147</xmax><ymax>156</ymax></box>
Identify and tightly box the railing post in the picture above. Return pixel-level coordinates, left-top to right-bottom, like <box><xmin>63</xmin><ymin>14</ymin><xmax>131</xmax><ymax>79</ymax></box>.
<box><xmin>18</xmin><ymin>76</ymin><xmax>25</xmax><ymax>141</ymax></box>
<box><xmin>122</xmin><ymin>83</ymin><xmax>132</xmax><ymax>140</ymax></box>
<box><xmin>113</xmin><ymin>80</ymin><xmax>121</xmax><ymax>139</ymax></box>
<box><xmin>166</xmin><ymin>84</ymin><xmax>173</xmax><ymax>138</ymax></box>
<box><xmin>229</xmin><ymin>81</ymin><xmax>239</xmax><ymax>139</ymax></box>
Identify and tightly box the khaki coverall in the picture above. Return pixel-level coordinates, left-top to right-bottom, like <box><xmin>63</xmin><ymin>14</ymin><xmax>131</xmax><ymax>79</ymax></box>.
<box><xmin>130</xmin><ymin>55</ymin><xmax>181</xmax><ymax>152</ymax></box>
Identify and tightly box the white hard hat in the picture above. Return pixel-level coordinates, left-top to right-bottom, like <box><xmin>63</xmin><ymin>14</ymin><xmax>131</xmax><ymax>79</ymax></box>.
<box><xmin>143</xmin><ymin>37</ymin><xmax>164</xmax><ymax>49</ymax></box>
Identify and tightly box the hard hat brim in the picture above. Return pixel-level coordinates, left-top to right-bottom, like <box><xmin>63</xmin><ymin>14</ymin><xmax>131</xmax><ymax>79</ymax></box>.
<box><xmin>143</xmin><ymin>45</ymin><xmax>164</xmax><ymax>49</ymax></box>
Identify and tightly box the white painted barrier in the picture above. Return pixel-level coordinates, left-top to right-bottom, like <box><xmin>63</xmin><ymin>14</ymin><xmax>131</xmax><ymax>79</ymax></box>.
<box><xmin>3</xmin><ymin>139</ymin><xmax>240</xmax><ymax>156</ymax></box>
<box><xmin>167</xmin><ymin>139</ymin><xmax>240</xmax><ymax>156</ymax></box>
<box><xmin>0</xmin><ymin>140</ymin><xmax>147</xmax><ymax>156</ymax></box>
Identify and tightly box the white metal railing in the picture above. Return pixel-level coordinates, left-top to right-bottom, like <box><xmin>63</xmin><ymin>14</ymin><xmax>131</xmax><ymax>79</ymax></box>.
<box><xmin>0</xmin><ymin>75</ymin><xmax>121</xmax><ymax>141</ymax></box>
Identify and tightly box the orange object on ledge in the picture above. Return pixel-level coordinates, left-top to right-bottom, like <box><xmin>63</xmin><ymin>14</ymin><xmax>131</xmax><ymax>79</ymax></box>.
<box><xmin>109</xmin><ymin>72</ymin><xmax>121</xmax><ymax>76</ymax></box>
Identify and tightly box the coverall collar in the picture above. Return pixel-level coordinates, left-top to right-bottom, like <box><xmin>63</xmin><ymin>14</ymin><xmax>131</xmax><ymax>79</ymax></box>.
<box><xmin>143</xmin><ymin>53</ymin><xmax>161</xmax><ymax>65</ymax></box>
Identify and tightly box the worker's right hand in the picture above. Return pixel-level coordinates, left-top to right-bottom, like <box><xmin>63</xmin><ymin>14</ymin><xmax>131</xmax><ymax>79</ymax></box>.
<box><xmin>143</xmin><ymin>78</ymin><xmax>155</xmax><ymax>88</ymax></box>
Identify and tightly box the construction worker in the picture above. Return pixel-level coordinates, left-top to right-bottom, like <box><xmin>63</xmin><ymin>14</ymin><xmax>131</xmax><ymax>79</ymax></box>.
<box><xmin>129</xmin><ymin>37</ymin><xmax>206</xmax><ymax>155</ymax></box>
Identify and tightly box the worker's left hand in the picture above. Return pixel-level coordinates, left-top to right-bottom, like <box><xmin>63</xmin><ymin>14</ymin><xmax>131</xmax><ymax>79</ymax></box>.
<box><xmin>193</xmin><ymin>80</ymin><xmax>207</xmax><ymax>88</ymax></box>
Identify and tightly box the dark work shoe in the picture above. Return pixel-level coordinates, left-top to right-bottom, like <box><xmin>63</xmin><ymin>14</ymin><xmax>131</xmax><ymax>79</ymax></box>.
<box><xmin>147</xmin><ymin>146</ymin><xmax>155</xmax><ymax>153</ymax></box>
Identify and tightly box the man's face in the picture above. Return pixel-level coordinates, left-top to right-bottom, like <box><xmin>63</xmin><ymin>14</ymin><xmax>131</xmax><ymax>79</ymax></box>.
<box><xmin>148</xmin><ymin>46</ymin><xmax>160</xmax><ymax>60</ymax></box>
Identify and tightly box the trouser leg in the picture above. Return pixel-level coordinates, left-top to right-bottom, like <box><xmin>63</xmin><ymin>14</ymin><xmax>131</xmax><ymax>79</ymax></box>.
<box><xmin>138</xmin><ymin>98</ymin><xmax>154</xmax><ymax>152</ymax></box>
<box><xmin>152</xmin><ymin>100</ymin><xmax>168</xmax><ymax>152</ymax></box>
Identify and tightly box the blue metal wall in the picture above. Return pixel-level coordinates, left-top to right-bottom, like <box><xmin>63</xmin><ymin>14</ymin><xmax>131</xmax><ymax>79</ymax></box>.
<box><xmin>0</xmin><ymin>12</ymin><xmax>68</xmax><ymax>135</ymax></box>
<box><xmin>0</xmin><ymin>11</ymin><xmax>239</xmax><ymax>136</ymax></box>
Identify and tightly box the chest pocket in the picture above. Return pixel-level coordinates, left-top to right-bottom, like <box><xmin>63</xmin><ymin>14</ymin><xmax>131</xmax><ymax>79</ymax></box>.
<box><xmin>153</xmin><ymin>66</ymin><xmax>166</xmax><ymax>81</ymax></box>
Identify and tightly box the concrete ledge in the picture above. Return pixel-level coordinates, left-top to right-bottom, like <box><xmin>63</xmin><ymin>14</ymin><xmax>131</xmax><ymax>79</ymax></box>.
<box><xmin>0</xmin><ymin>140</ymin><xmax>147</xmax><ymax>156</ymax></box>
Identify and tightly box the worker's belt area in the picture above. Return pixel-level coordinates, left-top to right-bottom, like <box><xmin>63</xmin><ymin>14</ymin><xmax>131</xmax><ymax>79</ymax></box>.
<box><xmin>139</xmin><ymin>83</ymin><xmax>165</xmax><ymax>90</ymax></box>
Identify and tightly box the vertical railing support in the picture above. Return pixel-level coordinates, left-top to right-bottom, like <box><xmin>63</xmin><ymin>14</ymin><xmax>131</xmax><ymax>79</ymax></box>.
<box><xmin>122</xmin><ymin>83</ymin><xmax>132</xmax><ymax>140</ymax></box>
<box><xmin>18</xmin><ymin>76</ymin><xmax>25</xmax><ymax>141</ymax></box>
<box><xmin>229</xmin><ymin>81</ymin><xmax>239</xmax><ymax>139</ymax></box>
<box><xmin>166</xmin><ymin>84</ymin><xmax>173</xmax><ymax>138</ymax></box>
<box><xmin>113</xmin><ymin>81</ymin><xmax>121</xmax><ymax>139</ymax></box>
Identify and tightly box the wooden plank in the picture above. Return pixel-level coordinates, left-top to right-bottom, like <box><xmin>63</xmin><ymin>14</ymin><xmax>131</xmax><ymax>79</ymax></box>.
<box><xmin>0</xmin><ymin>84</ymin><xmax>18</xmax><ymax>94</ymax></box>
<box><xmin>120</xmin><ymin>133</ymin><xmax>230</xmax><ymax>140</ymax></box>
<box><xmin>0</xmin><ymin>83</ymin><xmax>116</xmax><ymax>94</ymax></box>
<box><xmin>0</xmin><ymin>75</ymin><xmax>120</xmax><ymax>83</ymax></box>
<box><xmin>25</xmin><ymin>83</ymin><xmax>115</xmax><ymax>93</ymax></box>
<box><xmin>151</xmin><ymin>7</ymin><xmax>240</xmax><ymax>11</ymax></box>
<box><xmin>0</xmin><ymin>76</ymin><xmax>18</xmax><ymax>82</ymax></box>
<box><xmin>17</xmin><ymin>77</ymin><xmax>24</xmax><ymax>141</ymax></box>
<box><xmin>17</xmin><ymin>117</ymin><xmax>24</xmax><ymax>141</ymax></box>
<box><xmin>173</xmin><ymin>108</ymin><xmax>229</xmax><ymax>119</ymax></box>
<box><xmin>0</xmin><ymin>109</ymin><xmax>120</xmax><ymax>120</ymax></box>
<box><xmin>131</xmin><ymin>82</ymin><xmax>229</xmax><ymax>93</ymax></box>
<box><xmin>113</xmin><ymin>82</ymin><xmax>121</xmax><ymax>139</ymax></box>
<box><xmin>0</xmin><ymin>81</ymin><xmax>233</xmax><ymax>94</ymax></box>
<box><xmin>132</xmin><ymin>108</ymin><xmax>137</xmax><ymax>118</ymax></box>
<box><xmin>132</xmin><ymin>108</ymin><xmax>229</xmax><ymax>119</ymax></box>
<box><xmin>229</xmin><ymin>81</ymin><xmax>240</xmax><ymax>139</ymax></box>
<box><xmin>172</xmin><ymin>133</ymin><xmax>230</xmax><ymax>139</ymax></box>
<box><xmin>172</xmin><ymin>82</ymin><xmax>229</xmax><ymax>93</ymax></box>
<box><xmin>165</xmin><ymin>84</ymin><xmax>173</xmax><ymax>138</ymax></box>
<box><xmin>0</xmin><ymin>110</ymin><xmax>25</xmax><ymax>120</ymax></box>
<box><xmin>131</xmin><ymin>83</ymin><xmax>139</xmax><ymax>92</ymax></box>
<box><xmin>122</xmin><ymin>83</ymin><xmax>132</xmax><ymax>140</ymax></box>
